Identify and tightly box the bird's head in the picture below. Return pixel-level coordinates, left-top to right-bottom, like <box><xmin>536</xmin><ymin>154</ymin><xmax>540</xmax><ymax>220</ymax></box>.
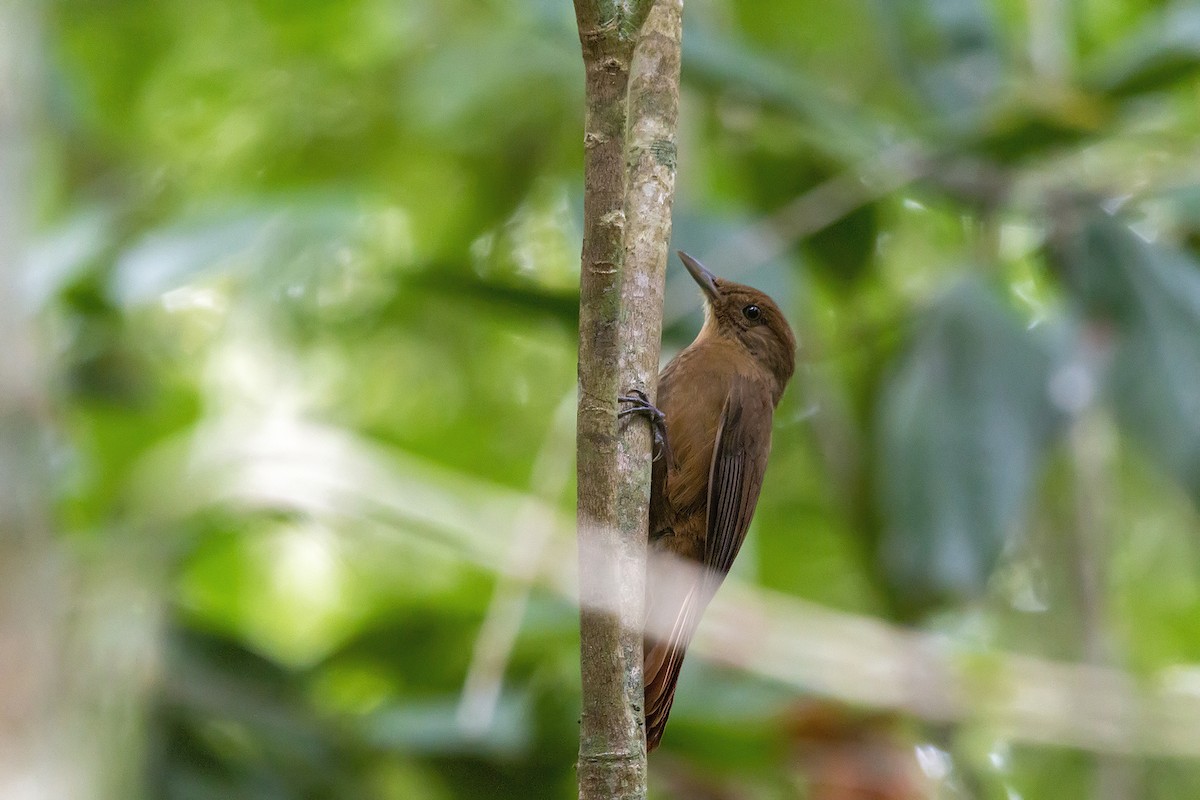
<box><xmin>679</xmin><ymin>250</ymin><xmax>796</xmax><ymax>394</ymax></box>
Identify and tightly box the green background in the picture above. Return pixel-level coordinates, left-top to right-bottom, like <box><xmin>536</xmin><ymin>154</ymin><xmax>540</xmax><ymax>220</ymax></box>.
<box><xmin>19</xmin><ymin>0</ymin><xmax>1200</xmax><ymax>796</ymax></box>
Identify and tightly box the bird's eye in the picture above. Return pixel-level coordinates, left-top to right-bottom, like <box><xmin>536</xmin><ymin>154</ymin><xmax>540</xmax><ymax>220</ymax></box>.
<box><xmin>742</xmin><ymin>304</ymin><xmax>762</xmax><ymax>321</ymax></box>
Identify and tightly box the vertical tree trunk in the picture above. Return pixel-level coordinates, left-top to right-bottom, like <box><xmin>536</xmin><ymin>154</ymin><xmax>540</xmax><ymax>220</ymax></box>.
<box><xmin>0</xmin><ymin>2</ymin><xmax>70</xmax><ymax>798</ymax></box>
<box><xmin>572</xmin><ymin>1</ymin><xmax>682</xmax><ymax>798</ymax></box>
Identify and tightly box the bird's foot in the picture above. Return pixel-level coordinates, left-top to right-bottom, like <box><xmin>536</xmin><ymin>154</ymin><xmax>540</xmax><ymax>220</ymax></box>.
<box><xmin>619</xmin><ymin>389</ymin><xmax>664</xmax><ymax>423</ymax></box>
<box><xmin>619</xmin><ymin>390</ymin><xmax>672</xmax><ymax>464</ymax></box>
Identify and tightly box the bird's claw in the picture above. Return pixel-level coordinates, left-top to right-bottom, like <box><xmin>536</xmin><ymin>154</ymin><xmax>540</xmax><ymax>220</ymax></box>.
<box><xmin>619</xmin><ymin>390</ymin><xmax>672</xmax><ymax>464</ymax></box>
<box><xmin>619</xmin><ymin>389</ymin><xmax>663</xmax><ymax>422</ymax></box>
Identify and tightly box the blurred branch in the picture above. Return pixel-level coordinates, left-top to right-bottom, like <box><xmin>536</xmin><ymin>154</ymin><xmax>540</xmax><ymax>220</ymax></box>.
<box><xmin>0</xmin><ymin>3</ymin><xmax>72</xmax><ymax>799</ymax></box>
<box><xmin>0</xmin><ymin>12</ymin><xmax>163</xmax><ymax>800</ymax></box>
<box><xmin>174</xmin><ymin>413</ymin><xmax>1200</xmax><ymax>761</ymax></box>
<box><xmin>1027</xmin><ymin>0</ymin><xmax>1070</xmax><ymax>82</ymax></box>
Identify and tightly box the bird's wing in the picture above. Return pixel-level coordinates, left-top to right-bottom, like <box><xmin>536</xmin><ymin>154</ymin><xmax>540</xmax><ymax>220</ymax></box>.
<box><xmin>701</xmin><ymin>381</ymin><xmax>772</xmax><ymax>587</ymax></box>
<box><xmin>644</xmin><ymin>381</ymin><xmax>773</xmax><ymax>750</ymax></box>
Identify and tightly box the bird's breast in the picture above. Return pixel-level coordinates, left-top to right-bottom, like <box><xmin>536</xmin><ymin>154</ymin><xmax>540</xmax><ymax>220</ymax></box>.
<box><xmin>656</xmin><ymin>340</ymin><xmax>771</xmax><ymax>523</ymax></box>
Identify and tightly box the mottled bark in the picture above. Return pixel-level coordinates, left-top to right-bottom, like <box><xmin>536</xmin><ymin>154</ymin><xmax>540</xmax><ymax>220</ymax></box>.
<box><xmin>572</xmin><ymin>0</ymin><xmax>681</xmax><ymax>798</ymax></box>
<box><xmin>617</xmin><ymin>0</ymin><xmax>681</xmax><ymax>501</ymax></box>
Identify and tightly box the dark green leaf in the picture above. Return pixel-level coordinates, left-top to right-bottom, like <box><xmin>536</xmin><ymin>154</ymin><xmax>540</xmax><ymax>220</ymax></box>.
<box><xmin>875</xmin><ymin>278</ymin><xmax>1061</xmax><ymax>606</ymax></box>
<box><xmin>806</xmin><ymin>202</ymin><xmax>879</xmax><ymax>287</ymax></box>
<box><xmin>681</xmin><ymin>23</ymin><xmax>878</xmax><ymax>160</ymax></box>
<box><xmin>737</xmin><ymin>150</ymin><xmax>878</xmax><ymax>286</ymax></box>
<box><xmin>1046</xmin><ymin>205</ymin><xmax>1145</xmax><ymax>324</ymax></box>
<box><xmin>1053</xmin><ymin>210</ymin><xmax>1200</xmax><ymax>498</ymax></box>
<box><xmin>1089</xmin><ymin>6</ymin><xmax>1200</xmax><ymax>98</ymax></box>
<box><xmin>868</xmin><ymin>0</ymin><xmax>1006</xmax><ymax>132</ymax></box>
<box><xmin>963</xmin><ymin>93</ymin><xmax>1108</xmax><ymax>163</ymax></box>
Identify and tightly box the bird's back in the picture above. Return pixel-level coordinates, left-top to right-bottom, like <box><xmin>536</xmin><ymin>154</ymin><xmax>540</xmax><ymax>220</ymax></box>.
<box><xmin>643</xmin><ymin>337</ymin><xmax>777</xmax><ymax>750</ymax></box>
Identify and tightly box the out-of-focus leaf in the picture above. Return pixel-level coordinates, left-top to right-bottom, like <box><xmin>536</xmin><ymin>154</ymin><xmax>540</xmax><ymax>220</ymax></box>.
<box><xmin>875</xmin><ymin>278</ymin><xmax>1061</xmax><ymax>607</ymax></box>
<box><xmin>113</xmin><ymin>212</ymin><xmax>269</xmax><ymax>304</ymax></box>
<box><xmin>1008</xmin><ymin>748</ymin><xmax>1092</xmax><ymax>800</ymax></box>
<box><xmin>807</xmin><ymin>202</ymin><xmax>879</xmax><ymax>287</ymax></box>
<box><xmin>1050</xmin><ymin>209</ymin><xmax>1200</xmax><ymax>498</ymax></box>
<box><xmin>402</xmin><ymin>28</ymin><xmax>578</xmax><ymax>153</ymax></box>
<box><xmin>725</xmin><ymin>0</ymin><xmax>893</xmax><ymax>104</ymax></box>
<box><xmin>361</xmin><ymin>694</ymin><xmax>532</xmax><ymax>757</ymax></box>
<box><xmin>664</xmin><ymin>663</ymin><xmax>794</xmax><ymax>770</ymax></box>
<box><xmin>682</xmin><ymin>23</ymin><xmax>879</xmax><ymax>160</ymax></box>
<box><xmin>1089</xmin><ymin>5</ymin><xmax>1200</xmax><ymax>98</ymax></box>
<box><xmin>63</xmin><ymin>383</ymin><xmax>200</xmax><ymax>527</ymax></box>
<box><xmin>407</xmin><ymin>268</ymin><xmax>578</xmax><ymax>326</ymax></box>
<box><xmin>1046</xmin><ymin>206</ymin><xmax>1142</xmax><ymax>324</ymax></box>
<box><xmin>1146</xmin><ymin>184</ymin><xmax>1200</xmax><ymax>251</ymax></box>
<box><xmin>111</xmin><ymin>200</ymin><xmax>379</xmax><ymax>306</ymax></box>
<box><xmin>738</xmin><ymin>149</ymin><xmax>878</xmax><ymax>286</ymax></box>
<box><xmin>152</xmin><ymin>628</ymin><xmax>358</xmax><ymax>800</ymax></box>
<box><xmin>325</xmin><ymin>617</ymin><xmax>483</xmax><ymax>695</ymax></box>
<box><xmin>22</xmin><ymin>209</ymin><xmax>112</xmax><ymax>309</ymax></box>
<box><xmin>964</xmin><ymin>91</ymin><xmax>1109</xmax><ymax>163</ymax></box>
<box><xmin>868</xmin><ymin>0</ymin><xmax>1006</xmax><ymax>132</ymax></box>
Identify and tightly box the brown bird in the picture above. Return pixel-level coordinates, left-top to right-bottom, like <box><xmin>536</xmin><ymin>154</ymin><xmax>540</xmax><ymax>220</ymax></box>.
<box><xmin>621</xmin><ymin>251</ymin><xmax>796</xmax><ymax>752</ymax></box>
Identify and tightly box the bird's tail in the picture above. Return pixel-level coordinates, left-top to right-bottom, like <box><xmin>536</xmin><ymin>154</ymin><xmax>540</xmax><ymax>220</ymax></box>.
<box><xmin>643</xmin><ymin>579</ymin><xmax>710</xmax><ymax>752</ymax></box>
<box><xmin>644</xmin><ymin>636</ymin><xmax>687</xmax><ymax>752</ymax></box>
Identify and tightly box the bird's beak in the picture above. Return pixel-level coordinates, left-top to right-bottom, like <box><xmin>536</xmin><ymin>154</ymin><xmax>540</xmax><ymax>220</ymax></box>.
<box><xmin>678</xmin><ymin>251</ymin><xmax>719</xmax><ymax>301</ymax></box>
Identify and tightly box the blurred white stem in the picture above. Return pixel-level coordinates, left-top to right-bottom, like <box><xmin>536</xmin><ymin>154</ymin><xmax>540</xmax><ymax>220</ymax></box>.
<box><xmin>1070</xmin><ymin>407</ymin><xmax>1135</xmax><ymax>800</ymax></box>
<box><xmin>1070</xmin><ymin>413</ymin><xmax>1116</xmax><ymax>673</ymax></box>
<box><xmin>1027</xmin><ymin>0</ymin><xmax>1069</xmax><ymax>83</ymax></box>
<box><xmin>185</xmin><ymin>412</ymin><xmax>1200</xmax><ymax>760</ymax></box>
<box><xmin>457</xmin><ymin>393</ymin><xmax>576</xmax><ymax>733</ymax></box>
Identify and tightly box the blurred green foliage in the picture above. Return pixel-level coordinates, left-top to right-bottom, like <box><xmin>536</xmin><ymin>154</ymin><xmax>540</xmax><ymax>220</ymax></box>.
<box><xmin>26</xmin><ymin>0</ymin><xmax>1200</xmax><ymax>797</ymax></box>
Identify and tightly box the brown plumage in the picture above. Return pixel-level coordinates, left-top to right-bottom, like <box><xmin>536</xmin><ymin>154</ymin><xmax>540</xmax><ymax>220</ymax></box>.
<box><xmin>642</xmin><ymin>251</ymin><xmax>796</xmax><ymax>752</ymax></box>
